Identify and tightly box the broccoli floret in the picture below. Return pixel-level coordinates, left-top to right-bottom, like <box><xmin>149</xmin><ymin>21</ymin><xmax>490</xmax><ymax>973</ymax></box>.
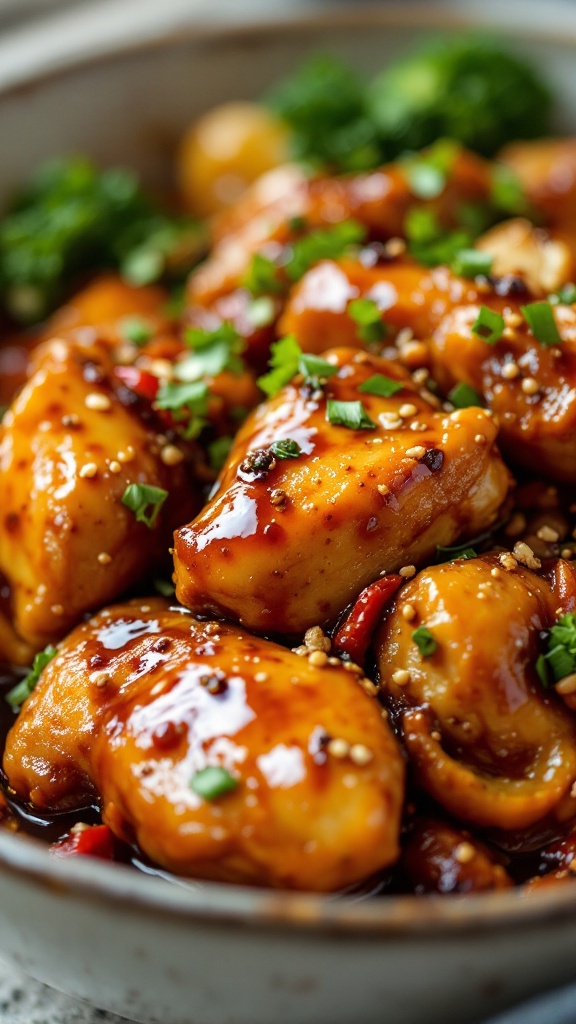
<box><xmin>367</xmin><ymin>36</ymin><xmax>553</xmax><ymax>159</ymax></box>
<box><xmin>267</xmin><ymin>54</ymin><xmax>381</xmax><ymax>172</ymax></box>
<box><xmin>0</xmin><ymin>156</ymin><xmax>205</xmax><ymax>324</ymax></box>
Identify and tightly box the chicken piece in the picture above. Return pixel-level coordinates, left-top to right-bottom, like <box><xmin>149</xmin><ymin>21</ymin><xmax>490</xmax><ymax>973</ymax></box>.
<box><xmin>281</xmin><ymin>256</ymin><xmax>576</xmax><ymax>482</ymax></box>
<box><xmin>174</xmin><ymin>347</ymin><xmax>511</xmax><ymax>636</ymax></box>
<box><xmin>376</xmin><ymin>554</ymin><xmax>576</xmax><ymax>831</ymax></box>
<box><xmin>475</xmin><ymin>218</ymin><xmax>575</xmax><ymax>296</ymax></box>
<box><xmin>46</xmin><ymin>275</ymin><xmax>173</xmax><ymax>347</ymax></box>
<box><xmin>0</xmin><ymin>336</ymin><xmax>199</xmax><ymax>649</ymax></box>
<box><xmin>401</xmin><ymin>816</ymin><xmax>512</xmax><ymax>894</ymax></box>
<box><xmin>3</xmin><ymin>599</ymin><xmax>405</xmax><ymax>891</ymax></box>
<box><xmin>499</xmin><ymin>139</ymin><xmax>576</xmax><ymax>231</ymax></box>
<box><xmin>185</xmin><ymin>147</ymin><xmax>492</xmax><ymax>366</ymax></box>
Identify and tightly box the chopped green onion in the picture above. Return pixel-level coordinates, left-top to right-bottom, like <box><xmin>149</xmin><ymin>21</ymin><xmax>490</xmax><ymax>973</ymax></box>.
<box><xmin>6</xmin><ymin>645</ymin><xmax>57</xmax><ymax>708</ymax></box>
<box><xmin>190</xmin><ymin>766</ymin><xmax>238</xmax><ymax>801</ymax></box>
<box><xmin>451</xmin><ymin>249</ymin><xmax>493</xmax><ymax>279</ymax></box>
<box><xmin>348</xmin><ymin>297</ymin><xmax>387</xmax><ymax>343</ymax></box>
<box><xmin>471</xmin><ymin>306</ymin><xmax>505</xmax><ymax>346</ymax></box>
<box><xmin>536</xmin><ymin>612</ymin><xmax>576</xmax><ymax>685</ymax></box>
<box><xmin>551</xmin><ymin>282</ymin><xmax>576</xmax><ymax>306</ymax></box>
<box><xmin>491</xmin><ymin>165</ymin><xmax>529</xmax><ymax>217</ymax></box>
<box><xmin>121</xmin><ymin>483</ymin><xmax>169</xmax><ymax>528</ymax></box>
<box><xmin>248</xmin><ymin>296</ymin><xmax>276</xmax><ymax>329</ymax></box>
<box><xmin>155</xmin><ymin>379</ymin><xmax>209</xmax><ymax>413</ymax></box>
<box><xmin>436</xmin><ymin>543</ymin><xmax>477</xmax><ymax>563</ymax></box>
<box><xmin>208</xmin><ymin>435</ymin><xmax>233</xmax><ymax>473</ymax></box>
<box><xmin>535</xmin><ymin>653</ymin><xmax>549</xmax><ymax>688</ymax></box>
<box><xmin>257</xmin><ymin>335</ymin><xmax>302</xmax><ymax>397</ymax></box>
<box><xmin>285</xmin><ymin>220</ymin><xmax>366</xmax><ymax>282</ymax></box>
<box><xmin>326</xmin><ymin>399</ymin><xmax>376</xmax><ymax>430</ymax></box>
<box><xmin>270</xmin><ymin>439</ymin><xmax>302</xmax><ymax>460</ymax></box>
<box><xmin>521</xmin><ymin>301</ymin><xmax>562</xmax><ymax>346</ymax></box>
<box><xmin>154</xmin><ymin>578</ymin><xmax>176</xmax><ymax>598</ymax></box>
<box><xmin>119</xmin><ymin>316</ymin><xmax>153</xmax><ymax>346</ymax></box>
<box><xmin>448</xmin><ymin>382</ymin><xmax>483</xmax><ymax>409</ymax></box>
<box><xmin>242</xmin><ymin>253</ymin><xmax>284</xmax><ymax>296</ymax></box>
<box><xmin>412</xmin><ymin>625</ymin><xmax>437</xmax><ymax>658</ymax></box>
<box><xmin>298</xmin><ymin>352</ymin><xmax>339</xmax><ymax>385</ymax></box>
<box><xmin>357</xmin><ymin>374</ymin><xmax>404</xmax><ymax>398</ymax></box>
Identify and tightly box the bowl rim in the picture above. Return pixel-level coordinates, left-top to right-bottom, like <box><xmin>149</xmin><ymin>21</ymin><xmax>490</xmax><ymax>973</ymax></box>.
<box><xmin>2</xmin><ymin>0</ymin><xmax>576</xmax><ymax>940</ymax></box>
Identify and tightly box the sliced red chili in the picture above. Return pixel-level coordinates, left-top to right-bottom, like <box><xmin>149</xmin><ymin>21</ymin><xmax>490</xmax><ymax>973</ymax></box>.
<box><xmin>51</xmin><ymin>823</ymin><xmax>115</xmax><ymax>860</ymax></box>
<box><xmin>113</xmin><ymin>366</ymin><xmax>160</xmax><ymax>402</ymax></box>
<box><xmin>333</xmin><ymin>574</ymin><xmax>403</xmax><ymax>664</ymax></box>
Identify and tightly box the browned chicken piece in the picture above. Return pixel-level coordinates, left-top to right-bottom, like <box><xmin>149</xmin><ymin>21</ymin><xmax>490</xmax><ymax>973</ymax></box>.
<box><xmin>185</xmin><ymin>148</ymin><xmax>492</xmax><ymax>365</ymax></box>
<box><xmin>499</xmin><ymin>139</ymin><xmax>576</xmax><ymax>231</ymax></box>
<box><xmin>475</xmin><ymin>218</ymin><xmax>576</xmax><ymax>296</ymax></box>
<box><xmin>174</xmin><ymin>347</ymin><xmax>511</xmax><ymax>636</ymax></box>
<box><xmin>46</xmin><ymin>275</ymin><xmax>173</xmax><ymax>346</ymax></box>
<box><xmin>281</xmin><ymin>256</ymin><xmax>576</xmax><ymax>482</ymax></box>
<box><xmin>3</xmin><ymin>599</ymin><xmax>405</xmax><ymax>891</ymax></box>
<box><xmin>376</xmin><ymin>554</ymin><xmax>576</xmax><ymax>831</ymax></box>
<box><xmin>0</xmin><ymin>336</ymin><xmax>199</xmax><ymax>649</ymax></box>
<box><xmin>401</xmin><ymin>816</ymin><xmax>512</xmax><ymax>894</ymax></box>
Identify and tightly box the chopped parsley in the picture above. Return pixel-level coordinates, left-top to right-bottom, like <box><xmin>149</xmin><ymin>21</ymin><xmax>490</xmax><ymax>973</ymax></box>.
<box><xmin>326</xmin><ymin>399</ymin><xmax>376</xmax><ymax>430</ymax></box>
<box><xmin>190</xmin><ymin>766</ymin><xmax>238</xmax><ymax>801</ymax></box>
<box><xmin>348</xmin><ymin>297</ymin><xmax>387</xmax><ymax>343</ymax></box>
<box><xmin>358</xmin><ymin>374</ymin><xmax>404</xmax><ymax>398</ymax></box>
<box><xmin>298</xmin><ymin>352</ymin><xmax>339</xmax><ymax>389</ymax></box>
<box><xmin>242</xmin><ymin>253</ymin><xmax>284</xmax><ymax>296</ymax></box>
<box><xmin>471</xmin><ymin>306</ymin><xmax>505</xmax><ymax>346</ymax></box>
<box><xmin>521</xmin><ymin>301</ymin><xmax>562</xmax><ymax>346</ymax></box>
<box><xmin>155</xmin><ymin>380</ymin><xmax>209</xmax><ymax>438</ymax></box>
<box><xmin>121</xmin><ymin>483</ymin><xmax>169</xmax><ymax>528</ymax></box>
<box><xmin>448</xmin><ymin>382</ymin><xmax>483</xmax><ymax>409</ymax></box>
<box><xmin>270</xmin><ymin>439</ymin><xmax>302</xmax><ymax>460</ymax></box>
<box><xmin>6</xmin><ymin>645</ymin><xmax>57</xmax><ymax>708</ymax></box>
<box><xmin>178</xmin><ymin>323</ymin><xmax>244</xmax><ymax>381</ymax></box>
<box><xmin>119</xmin><ymin>316</ymin><xmax>153</xmax><ymax>346</ymax></box>
<box><xmin>285</xmin><ymin>220</ymin><xmax>366</xmax><ymax>282</ymax></box>
<box><xmin>257</xmin><ymin>335</ymin><xmax>302</xmax><ymax>397</ymax></box>
<box><xmin>412</xmin><ymin>625</ymin><xmax>437</xmax><ymax>658</ymax></box>
<box><xmin>537</xmin><ymin>612</ymin><xmax>576</xmax><ymax>686</ymax></box>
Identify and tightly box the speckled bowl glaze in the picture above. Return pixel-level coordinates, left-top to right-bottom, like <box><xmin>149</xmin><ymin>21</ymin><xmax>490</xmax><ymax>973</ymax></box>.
<box><xmin>2</xmin><ymin>4</ymin><xmax>576</xmax><ymax>1023</ymax></box>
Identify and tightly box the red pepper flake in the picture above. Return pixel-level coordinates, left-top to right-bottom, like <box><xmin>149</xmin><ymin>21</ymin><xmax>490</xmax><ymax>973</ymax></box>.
<box><xmin>333</xmin><ymin>575</ymin><xmax>403</xmax><ymax>664</ymax></box>
<box><xmin>113</xmin><ymin>366</ymin><xmax>160</xmax><ymax>402</ymax></box>
<box><xmin>50</xmin><ymin>824</ymin><xmax>115</xmax><ymax>861</ymax></box>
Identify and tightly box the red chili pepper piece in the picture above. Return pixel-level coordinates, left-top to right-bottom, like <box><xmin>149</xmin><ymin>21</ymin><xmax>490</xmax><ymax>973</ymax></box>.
<box><xmin>113</xmin><ymin>365</ymin><xmax>160</xmax><ymax>402</ymax></box>
<box><xmin>333</xmin><ymin>575</ymin><xmax>404</xmax><ymax>664</ymax></box>
<box><xmin>51</xmin><ymin>824</ymin><xmax>115</xmax><ymax>860</ymax></box>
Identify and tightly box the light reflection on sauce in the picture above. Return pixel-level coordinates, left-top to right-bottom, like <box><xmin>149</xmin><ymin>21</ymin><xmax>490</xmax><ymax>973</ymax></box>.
<box><xmin>257</xmin><ymin>744</ymin><xmax>306</xmax><ymax>789</ymax></box>
<box><xmin>193</xmin><ymin>489</ymin><xmax>258</xmax><ymax>551</ymax></box>
<box><xmin>96</xmin><ymin>617</ymin><xmax>161</xmax><ymax>650</ymax></box>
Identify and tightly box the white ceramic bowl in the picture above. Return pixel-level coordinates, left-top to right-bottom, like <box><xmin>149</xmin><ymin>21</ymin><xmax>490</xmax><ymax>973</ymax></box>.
<box><xmin>2</xmin><ymin>5</ymin><xmax>576</xmax><ymax>1023</ymax></box>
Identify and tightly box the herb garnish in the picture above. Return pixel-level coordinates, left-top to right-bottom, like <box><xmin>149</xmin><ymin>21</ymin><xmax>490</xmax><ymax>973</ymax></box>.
<box><xmin>471</xmin><ymin>306</ymin><xmax>505</xmax><ymax>346</ymax></box>
<box><xmin>120</xmin><ymin>316</ymin><xmax>153</xmax><ymax>346</ymax></box>
<box><xmin>155</xmin><ymin>380</ymin><xmax>209</xmax><ymax>438</ymax></box>
<box><xmin>285</xmin><ymin>220</ymin><xmax>366</xmax><ymax>281</ymax></box>
<box><xmin>243</xmin><ymin>253</ymin><xmax>284</xmax><ymax>296</ymax></box>
<box><xmin>436</xmin><ymin>543</ymin><xmax>477</xmax><ymax>563</ymax></box>
<box><xmin>358</xmin><ymin>374</ymin><xmax>404</xmax><ymax>398</ymax></box>
<box><xmin>348</xmin><ymin>297</ymin><xmax>387</xmax><ymax>343</ymax></box>
<box><xmin>412</xmin><ymin>625</ymin><xmax>437</xmax><ymax>657</ymax></box>
<box><xmin>6</xmin><ymin>645</ymin><xmax>57</xmax><ymax>708</ymax></box>
<box><xmin>270</xmin><ymin>439</ymin><xmax>302</xmax><ymax>460</ymax></box>
<box><xmin>190</xmin><ymin>766</ymin><xmax>238</xmax><ymax>801</ymax></box>
<box><xmin>326</xmin><ymin>399</ymin><xmax>376</xmax><ymax>430</ymax></box>
<box><xmin>451</xmin><ymin>249</ymin><xmax>493</xmax><ymax>279</ymax></box>
<box><xmin>448</xmin><ymin>382</ymin><xmax>483</xmax><ymax>409</ymax></box>
<box><xmin>536</xmin><ymin>612</ymin><xmax>576</xmax><ymax>687</ymax></box>
<box><xmin>121</xmin><ymin>483</ymin><xmax>169</xmax><ymax>528</ymax></box>
<box><xmin>257</xmin><ymin>335</ymin><xmax>302</xmax><ymax>397</ymax></box>
<box><xmin>521</xmin><ymin>301</ymin><xmax>562</xmax><ymax>346</ymax></box>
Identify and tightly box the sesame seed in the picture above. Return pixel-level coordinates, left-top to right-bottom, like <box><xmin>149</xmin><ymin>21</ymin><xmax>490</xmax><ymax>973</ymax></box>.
<box><xmin>537</xmin><ymin>525</ymin><xmax>560</xmax><ymax>543</ymax></box>
<box><xmin>521</xmin><ymin>377</ymin><xmax>539</xmax><ymax>396</ymax></box>
<box><xmin>474</xmin><ymin>433</ymin><xmax>486</xmax><ymax>445</ymax></box>
<box><xmin>501</xmin><ymin>362</ymin><xmax>520</xmax><ymax>380</ymax></box>
<box><xmin>327</xmin><ymin>738</ymin><xmax>350</xmax><ymax>759</ymax></box>
<box><xmin>513</xmin><ymin>541</ymin><xmax>541</xmax><ymax>570</ymax></box>
<box><xmin>405</xmin><ymin>445</ymin><xmax>426</xmax><ymax>459</ymax></box>
<box><xmin>89</xmin><ymin>670</ymin><xmax>111</xmax><ymax>688</ymax></box>
<box><xmin>254</xmin><ymin>672</ymin><xmax>269</xmax><ymax>683</ymax></box>
<box><xmin>454</xmin><ymin>841</ymin><xmax>476</xmax><ymax>865</ymax></box>
<box><xmin>499</xmin><ymin>552</ymin><xmax>518</xmax><ymax>572</ymax></box>
<box><xmin>308</xmin><ymin>650</ymin><xmax>328</xmax><ymax>668</ymax></box>
<box><xmin>392</xmin><ymin>669</ymin><xmax>412</xmax><ymax>686</ymax></box>
<box><xmin>328</xmin><ymin>656</ymin><xmax>342</xmax><ymax>667</ymax></box>
<box><xmin>412</xmin><ymin>368</ymin><xmax>429</xmax><ymax>385</ymax></box>
<box><xmin>399</xmin><ymin>403</ymin><xmax>418</xmax><ymax>419</ymax></box>
<box><xmin>562</xmin><ymin>548</ymin><xmax>574</xmax><ymax>560</ymax></box>
<box><xmin>117</xmin><ymin>447</ymin><xmax>135</xmax><ymax>463</ymax></box>
<box><xmin>161</xmin><ymin>444</ymin><xmax>185</xmax><ymax>466</ymax></box>
<box><xmin>79</xmin><ymin>462</ymin><xmax>98</xmax><ymax>479</ymax></box>
<box><xmin>303</xmin><ymin>626</ymin><xmax>331</xmax><ymax>653</ymax></box>
<box><xmin>343</xmin><ymin>661</ymin><xmax>363</xmax><ymax>675</ymax></box>
<box><xmin>381</xmin><ymin>708</ymin><xmax>389</xmax><ymax>719</ymax></box>
<box><xmin>491</xmin><ymin>567</ymin><xmax>502</xmax><ymax>579</ymax></box>
<box><xmin>85</xmin><ymin>392</ymin><xmax>112</xmax><ymax>412</ymax></box>
<box><xmin>431</xmin><ymin>730</ymin><xmax>442</xmax><ymax>742</ymax></box>
<box><xmin>361</xmin><ymin>679</ymin><xmax>379</xmax><ymax>696</ymax></box>
<box><xmin>401</xmin><ymin>341</ymin><xmax>428</xmax><ymax>365</ymax></box>
<box><xmin>506</xmin><ymin>313</ymin><xmax>523</xmax><ymax>328</ymax></box>
<box><xmin>377</xmin><ymin>483</ymin><xmax>390</xmax><ymax>496</ymax></box>
<box><xmin>399</xmin><ymin>565</ymin><xmax>416</xmax><ymax>578</ymax></box>
<box><xmin>555</xmin><ymin>672</ymin><xmax>576</xmax><ymax>696</ymax></box>
<box><xmin>108</xmin><ymin>461</ymin><xmax>121</xmax><ymax>474</ymax></box>
<box><xmin>349</xmin><ymin>744</ymin><xmax>373</xmax><ymax>766</ymax></box>
<box><xmin>385</xmin><ymin>238</ymin><xmax>406</xmax><ymax>257</ymax></box>
<box><xmin>97</xmin><ymin>552</ymin><xmax>112</xmax><ymax>565</ymax></box>
<box><xmin>269</xmin><ymin>489</ymin><xmax>286</xmax><ymax>507</ymax></box>
<box><xmin>50</xmin><ymin>604</ymin><xmax>64</xmax><ymax>616</ymax></box>
<box><xmin>292</xmin><ymin>645</ymin><xmax>308</xmax><ymax>656</ymax></box>
<box><xmin>402</xmin><ymin>604</ymin><xmax>416</xmax><ymax>622</ymax></box>
<box><xmin>147</xmin><ymin>358</ymin><xmax>172</xmax><ymax>378</ymax></box>
<box><xmin>204</xmin><ymin>622</ymin><xmax>220</xmax><ymax>635</ymax></box>
<box><xmin>379</xmin><ymin>413</ymin><xmax>402</xmax><ymax>430</ymax></box>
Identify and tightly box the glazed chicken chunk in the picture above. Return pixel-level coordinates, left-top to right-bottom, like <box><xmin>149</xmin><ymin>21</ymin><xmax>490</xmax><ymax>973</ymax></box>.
<box><xmin>3</xmin><ymin>599</ymin><xmax>405</xmax><ymax>891</ymax></box>
<box><xmin>0</xmin><ymin>336</ymin><xmax>199</xmax><ymax>648</ymax></box>
<box><xmin>376</xmin><ymin>555</ymin><xmax>576</xmax><ymax>830</ymax></box>
<box><xmin>174</xmin><ymin>347</ymin><xmax>511</xmax><ymax>635</ymax></box>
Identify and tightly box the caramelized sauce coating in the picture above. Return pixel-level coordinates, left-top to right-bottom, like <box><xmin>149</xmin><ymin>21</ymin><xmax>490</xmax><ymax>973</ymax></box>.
<box><xmin>0</xmin><ymin>337</ymin><xmax>199</xmax><ymax>648</ymax></box>
<box><xmin>401</xmin><ymin>816</ymin><xmax>512</xmax><ymax>894</ymax></box>
<box><xmin>3</xmin><ymin>599</ymin><xmax>405</xmax><ymax>891</ymax></box>
<box><xmin>376</xmin><ymin>555</ymin><xmax>576</xmax><ymax>830</ymax></box>
<box><xmin>174</xmin><ymin>347</ymin><xmax>510</xmax><ymax>635</ymax></box>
